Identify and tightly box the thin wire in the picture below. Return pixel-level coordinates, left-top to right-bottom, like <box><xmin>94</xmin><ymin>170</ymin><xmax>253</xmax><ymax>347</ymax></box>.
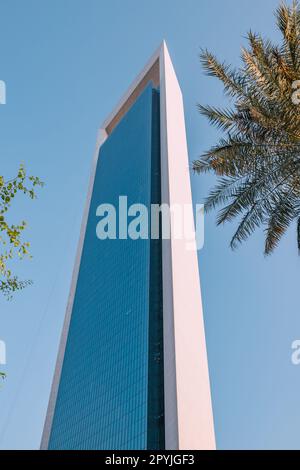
<box><xmin>0</xmin><ymin>205</ymin><xmax>82</xmax><ymax>448</ymax></box>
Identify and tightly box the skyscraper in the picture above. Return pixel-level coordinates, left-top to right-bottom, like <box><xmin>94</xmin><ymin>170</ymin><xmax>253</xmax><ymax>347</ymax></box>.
<box><xmin>41</xmin><ymin>42</ymin><xmax>215</xmax><ymax>450</ymax></box>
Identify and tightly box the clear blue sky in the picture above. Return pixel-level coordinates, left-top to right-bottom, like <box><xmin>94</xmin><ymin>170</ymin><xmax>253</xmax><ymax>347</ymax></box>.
<box><xmin>0</xmin><ymin>0</ymin><xmax>299</xmax><ymax>450</ymax></box>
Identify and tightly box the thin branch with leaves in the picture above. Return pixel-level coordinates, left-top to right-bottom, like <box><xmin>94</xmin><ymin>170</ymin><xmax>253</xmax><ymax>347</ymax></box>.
<box><xmin>0</xmin><ymin>164</ymin><xmax>44</xmax><ymax>299</ymax></box>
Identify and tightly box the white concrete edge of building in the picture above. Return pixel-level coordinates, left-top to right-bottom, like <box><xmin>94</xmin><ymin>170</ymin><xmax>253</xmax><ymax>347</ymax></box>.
<box><xmin>40</xmin><ymin>41</ymin><xmax>216</xmax><ymax>451</ymax></box>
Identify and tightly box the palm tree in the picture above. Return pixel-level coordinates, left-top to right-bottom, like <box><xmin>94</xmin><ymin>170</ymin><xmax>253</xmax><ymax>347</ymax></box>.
<box><xmin>193</xmin><ymin>1</ymin><xmax>300</xmax><ymax>254</ymax></box>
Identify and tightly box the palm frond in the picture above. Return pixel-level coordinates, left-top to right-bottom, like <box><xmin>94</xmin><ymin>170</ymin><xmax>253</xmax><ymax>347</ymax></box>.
<box><xmin>200</xmin><ymin>50</ymin><xmax>247</xmax><ymax>99</ymax></box>
<box><xmin>197</xmin><ymin>105</ymin><xmax>236</xmax><ymax>131</ymax></box>
<box><xmin>264</xmin><ymin>192</ymin><xmax>296</xmax><ymax>254</ymax></box>
<box><xmin>195</xmin><ymin>2</ymin><xmax>300</xmax><ymax>254</ymax></box>
<box><xmin>230</xmin><ymin>203</ymin><xmax>265</xmax><ymax>250</ymax></box>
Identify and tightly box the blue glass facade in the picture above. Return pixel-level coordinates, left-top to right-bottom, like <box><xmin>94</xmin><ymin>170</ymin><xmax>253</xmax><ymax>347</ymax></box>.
<box><xmin>48</xmin><ymin>84</ymin><xmax>165</xmax><ymax>450</ymax></box>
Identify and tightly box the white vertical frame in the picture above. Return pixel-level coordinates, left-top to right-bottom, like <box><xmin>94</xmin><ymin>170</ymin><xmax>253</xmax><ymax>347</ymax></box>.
<box><xmin>159</xmin><ymin>43</ymin><xmax>215</xmax><ymax>450</ymax></box>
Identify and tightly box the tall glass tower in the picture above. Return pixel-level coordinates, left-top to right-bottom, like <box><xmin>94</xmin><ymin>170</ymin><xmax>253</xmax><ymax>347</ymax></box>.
<box><xmin>41</xmin><ymin>42</ymin><xmax>215</xmax><ymax>451</ymax></box>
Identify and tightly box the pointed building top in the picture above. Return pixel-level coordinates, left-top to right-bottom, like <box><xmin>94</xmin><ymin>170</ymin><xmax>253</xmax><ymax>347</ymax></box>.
<box><xmin>101</xmin><ymin>41</ymin><xmax>173</xmax><ymax>136</ymax></box>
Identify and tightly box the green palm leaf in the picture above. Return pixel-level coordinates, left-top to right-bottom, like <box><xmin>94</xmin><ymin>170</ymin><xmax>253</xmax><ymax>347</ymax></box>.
<box><xmin>194</xmin><ymin>0</ymin><xmax>300</xmax><ymax>254</ymax></box>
